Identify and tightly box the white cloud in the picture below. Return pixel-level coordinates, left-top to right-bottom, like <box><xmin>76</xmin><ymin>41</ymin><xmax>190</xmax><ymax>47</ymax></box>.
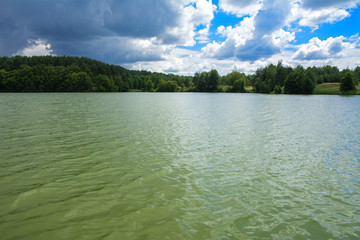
<box><xmin>124</xmin><ymin>47</ymin><xmax>245</xmax><ymax>76</ymax></box>
<box><xmin>102</xmin><ymin>0</ymin><xmax>216</xmax><ymax>59</ymax></box>
<box><xmin>286</xmin><ymin>0</ymin><xmax>360</xmax><ymax>29</ymax></box>
<box><xmin>124</xmin><ymin>42</ymin><xmax>360</xmax><ymax>77</ymax></box>
<box><xmin>293</xmin><ymin>36</ymin><xmax>356</xmax><ymax>60</ymax></box>
<box><xmin>113</xmin><ymin>0</ymin><xmax>216</xmax><ymax>62</ymax></box>
<box><xmin>301</xmin><ymin>0</ymin><xmax>360</xmax><ymax>10</ymax></box>
<box><xmin>3</xmin><ymin>0</ymin><xmax>360</xmax><ymax>76</ymax></box>
<box><xmin>15</xmin><ymin>39</ymin><xmax>55</xmax><ymax>56</ymax></box>
<box><xmin>217</xmin><ymin>16</ymin><xmax>255</xmax><ymax>41</ymax></box>
<box><xmin>196</xmin><ymin>26</ymin><xmax>212</xmax><ymax>43</ymax></box>
<box><xmin>202</xmin><ymin>16</ymin><xmax>255</xmax><ymax>59</ymax></box>
<box><xmin>288</xmin><ymin>4</ymin><xmax>351</xmax><ymax>28</ymax></box>
<box><xmin>218</xmin><ymin>0</ymin><xmax>262</xmax><ymax>17</ymax></box>
<box><xmin>85</xmin><ymin>0</ymin><xmax>216</xmax><ymax>62</ymax></box>
<box><xmin>202</xmin><ymin>0</ymin><xmax>358</xmax><ymax>65</ymax></box>
<box><xmin>190</xmin><ymin>0</ymin><xmax>216</xmax><ymax>25</ymax></box>
<box><xmin>129</xmin><ymin>0</ymin><xmax>360</xmax><ymax>76</ymax></box>
<box><xmin>188</xmin><ymin>0</ymin><xmax>216</xmax><ymax>44</ymax></box>
<box><xmin>85</xmin><ymin>36</ymin><xmax>174</xmax><ymax>63</ymax></box>
<box><xmin>299</xmin><ymin>8</ymin><xmax>350</xmax><ymax>27</ymax></box>
<box><xmin>287</xmin><ymin>49</ymin><xmax>360</xmax><ymax>70</ymax></box>
<box><xmin>203</xmin><ymin>0</ymin><xmax>293</xmax><ymax>61</ymax></box>
<box><xmin>272</xmin><ymin>29</ymin><xmax>296</xmax><ymax>48</ymax></box>
<box><xmin>2</xmin><ymin>0</ymin><xmax>217</xmax><ymax>61</ymax></box>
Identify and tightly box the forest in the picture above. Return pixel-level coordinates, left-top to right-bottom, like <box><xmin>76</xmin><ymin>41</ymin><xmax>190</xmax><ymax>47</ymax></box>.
<box><xmin>0</xmin><ymin>55</ymin><xmax>359</xmax><ymax>94</ymax></box>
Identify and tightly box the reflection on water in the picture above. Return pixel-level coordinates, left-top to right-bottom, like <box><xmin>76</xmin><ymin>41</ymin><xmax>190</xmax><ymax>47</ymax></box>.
<box><xmin>0</xmin><ymin>93</ymin><xmax>360</xmax><ymax>239</ymax></box>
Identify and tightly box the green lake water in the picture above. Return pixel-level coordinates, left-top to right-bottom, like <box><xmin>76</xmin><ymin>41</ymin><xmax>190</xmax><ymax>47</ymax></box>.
<box><xmin>0</xmin><ymin>93</ymin><xmax>360</xmax><ymax>239</ymax></box>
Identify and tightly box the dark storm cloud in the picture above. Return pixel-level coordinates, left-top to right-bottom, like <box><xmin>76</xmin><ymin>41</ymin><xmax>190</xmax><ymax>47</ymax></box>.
<box><xmin>1</xmin><ymin>0</ymin><xmax>108</xmax><ymax>55</ymax></box>
<box><xmin>0</xmin><ymin>0</ymin><xmax>182</xmax><ymax>60</ymax></box>
<box><xmin>0</xmin><ymin>15</ymin><xmax>29</xmax><ymax>55</ymax></box>
<box><xmin>104</xmin><ymin>0</ymin><xmax>179</xmax><ymax>38</ymax></box>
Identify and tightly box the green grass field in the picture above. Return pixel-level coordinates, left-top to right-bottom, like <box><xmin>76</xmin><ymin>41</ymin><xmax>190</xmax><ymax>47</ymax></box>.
<box><xmin>314</xmin><ymin>83</ymin><xmax>360</xmax><ymax>95</ymax></box>
<box><xmin>314</xmin><ymin>83</ymin><xmax>341</xmax><ymax>94</ymax></box>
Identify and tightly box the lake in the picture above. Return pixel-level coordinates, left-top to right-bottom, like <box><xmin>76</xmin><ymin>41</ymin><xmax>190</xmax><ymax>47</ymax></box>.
<box><xmin>0</xmin><ymin>93</ymin><xmax>360</xmax><ymax>239</ymax></box>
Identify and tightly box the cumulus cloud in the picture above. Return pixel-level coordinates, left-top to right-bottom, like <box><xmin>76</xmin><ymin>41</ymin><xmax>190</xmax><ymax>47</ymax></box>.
<box><xmin>218</xmin><ymin>0</ymin><xmax>262</xmax><ymax>17</ymax></box>
<box><xmin>299</xmin><ymin>9</ymin><xmax>350</xmax><ymax>27</ymax></box>
<box><xmin>203</xmin><ymin>0</ymin><xmax>293</xmax><ymax>61</ymax></box>
<box><xmin>301</xmin><ymin>0</ymin><xmax>360</xmax><ymax>10</ymax></box>
<box><xmin>203</xmin><ymin>0</ymin><xmax>359</xmax><ymax>63</ymax></box>
<box><xmin>124</xmin><ymin>47</ymin><xmax>248</xmax><ymax>76</ymax></box>
<box><xmin>0</xmin><ymin>0</ymin><xmax>215</xmax><ymax>62</ymax></box>
<box><xmin>125</xmin><ymin>46</ymin><xmax>297</xmax><ymax>76</ymax></box>
<box><xmin>162</xmin><ymin>0</ymin><xmax>216</xmax><ymax>46</ymax></box>
<box><xmin>1</xmin><ymin>0</ymin><xmax>182</xmax><ymax>42</ymax></box>
<box><xmin>202</xmin><ymin>16</ymin><xmax>255</xmax><ymax>59</ymax></box>
<box><xmin>288</xmin><ymin>3</ymin><xmax>351</xmax><ymax>28</ymax></box>
<box><xmin>293</xmin><ymin>36</ymin><xmax>356</xmax><ymax>60</ymax></box>
<box><xmin>85</xmin><ymin>37</ymin><xmax>173</xmax><ymax>64</ymax></box>
<box><xmin>1</xmin><ymin>0</ymin><xmax>359</xmax><ymax>75</ymax></box>
<box><xmin>272</xmin><ymin>29</ymin><xmax>296</xmax><ymax>48</ymax></box>
<box><xmin>15</xmin><ymin>39</ymin><xmax>55</xmax><ymax>56</ymax></box>
<box><xmin>254</xmin><ymin>0</ymin><xmax>291</xmax><ymax>36</ymax></box>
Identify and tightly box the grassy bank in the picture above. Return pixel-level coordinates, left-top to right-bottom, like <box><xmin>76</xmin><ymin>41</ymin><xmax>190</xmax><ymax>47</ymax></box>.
<box><xmin>314</xmin><ymin>83</ymin><xmax>360</xmax><ymax>95</ymax></box>
<box><xmin>314</xmin><ymin>83</ymin><xmax>341</xmax><ymax>94</ymax></box>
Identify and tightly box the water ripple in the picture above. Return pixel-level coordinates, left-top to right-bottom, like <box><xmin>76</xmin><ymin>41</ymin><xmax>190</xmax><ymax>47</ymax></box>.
<box><xmin>0</xmin><ymin>93</ymin><xmax>360</xmax><ymax>239</ymax></box>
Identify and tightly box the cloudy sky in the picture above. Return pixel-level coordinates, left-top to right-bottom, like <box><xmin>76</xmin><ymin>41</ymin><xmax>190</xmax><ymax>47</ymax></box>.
<box><xmin>1</xmin><ymin>0</ymin><xmax>359</xmax><ymax>75</ymax></box>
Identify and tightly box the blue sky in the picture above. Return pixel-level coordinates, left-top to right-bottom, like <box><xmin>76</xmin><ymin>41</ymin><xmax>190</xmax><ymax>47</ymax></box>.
<box><xmin>1</xmin><ymin>0</ymin><xmax>359</xmax><ymax>75</ymax></box>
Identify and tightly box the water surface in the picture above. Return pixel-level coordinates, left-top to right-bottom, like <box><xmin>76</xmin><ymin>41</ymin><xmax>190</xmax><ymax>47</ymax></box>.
<box><xmin>0</xmin><ymin>93</ymin><xmax>360</xmax><ymax>239</ymax></box>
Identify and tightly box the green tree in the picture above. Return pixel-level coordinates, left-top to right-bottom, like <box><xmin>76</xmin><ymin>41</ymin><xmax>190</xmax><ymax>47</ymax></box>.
<box><xmin>340</xmin><ymin>72</ymin><xmax>356</xmax><ymax>92</ymax></box>
<box><xmin>19</xmin><ymin>65</ymin><xmax>36</xmax><ymax>91</ymax></box>
<box><xmin>144</xmin><ymin>79</ymin><xmax>154</xmax><ymax>92</ymax></box>
<box><xmin>113</xmin><ymin>75</ymin><xmax>129</xmax><ymax>92</ymax></box>
<box><xmin>180</xmin><ymin>83</ymin><xmax>186</xmax><ymax>92</ymax></box>
<box><xmin>156</xmin><ymin>80</ymin><xmax>179</xmax><ymax>92</ymax></box>
<box><xmin>284</xmin><ymin>67</ymin><xmax>304</xmax><ymax>94</ymax></box>
<box><xmin>3</xmin><ymin>65</ymin><xmax>37</xmax><ymax>92</ymax></box>
<box><xmin>227</xmin><ymin>71</ymin><xmax>244</xmax><ymax>86</ymax></box>
<box><xmin>274</xmin><ymin>85</ymin><xmax>282</xmax><ymax>94</ymax></box>
<box><xmin>194</xmin><ymin>70</ymin><xmax>220</xmax><ymax>92</ymax></box>
<box><xmin>94</xmin><ymin>74</ymin><xmax>118</xmax><ymax>92</ymax></box>
<box><xmin>264</xmin><ymin>64</ymin><xmax>277</xmax><ymax>91</ymax></box>
<box><xmin>227</xmin><ymin>71</ymin><xmax>247</xmax><ymax>92</ymax></box>
<box><xmin>233</xmin><ymin>79</ymin><xmax>246</xmax><ymax>93</ymax></box>
<box><xmin>284</xmin><ymin>66</ymin><xmax>315</xmax><ymax>94</ymax></box>
<box><xmin>65</xmin><ymin>72</ymin><xmax>93</xmax><ymax>92</ymax></box>
<box><xmin>353</xmin><ymin>66</ymin><xmax>360</xmax><ymax>85</ymax></box>
<box><xmin>303</xmin><ymin>69</ymin><xmax>316</xmax><ymax>94</ymax></box>
<box><xmin>208</xmin><ymin>69</ymin><xmax>219</xmax><ymax>92</ymax></box>
<box><xmin>275</xmin><ymin>61</ymin><xmax>288</xmax><ymax>87</ymax></box>
<box><xmin>187</xmin><ymin>80</ymin><xmax>195</xmax><ymax>91</ymax></box>
<box><xmin>320</xmin><ymin>65</ymin><xmax>340</xmax><ymax>83</ymax></box>
<box><xmin>254</xmin><ymin>79</ymin><xmax>269</xmax><ymax>93</ymax></box>
<box><xmin>151</xmin><ymin>75</ymin><xmax>162</xmax><ymax>89</ymax></box>
<box><xmin>0</xmin><ymin>70</ymin><xmax>7</xmax><ymax>91</ymax></box>
<box><xmin>253</xmin><ymin>65</ymin><xmax>276</xmax><ymax>93</ymax></box>
<box><xmin>195</xmin><ymin>72</ymin><xmax>208</xmax><ymax>92</ymax></box>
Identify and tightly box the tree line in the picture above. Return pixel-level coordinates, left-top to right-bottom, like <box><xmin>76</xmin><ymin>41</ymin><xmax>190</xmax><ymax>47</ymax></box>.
<box><xmin>250</xmin><ymin>62</ymin><xmax>359</xmax><ymax>94</ymax></box>
<box><xmin>0</xmin><ymin>56</ymin><xmax>359</xmax><ymax>93</ymax></box>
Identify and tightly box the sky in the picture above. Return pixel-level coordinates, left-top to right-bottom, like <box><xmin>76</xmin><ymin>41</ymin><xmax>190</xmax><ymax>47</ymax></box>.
<box><xmin>0</xmin><ymin>0</ymin><xmax>360</xmax><ymax>76</ymax></box>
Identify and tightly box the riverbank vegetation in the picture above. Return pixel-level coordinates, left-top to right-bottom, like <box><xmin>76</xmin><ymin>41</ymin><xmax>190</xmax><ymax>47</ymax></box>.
<box><xmin>0</xmin><ymin>56</ymin><xmax>359</xmax><ymax>94</ymax></box>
